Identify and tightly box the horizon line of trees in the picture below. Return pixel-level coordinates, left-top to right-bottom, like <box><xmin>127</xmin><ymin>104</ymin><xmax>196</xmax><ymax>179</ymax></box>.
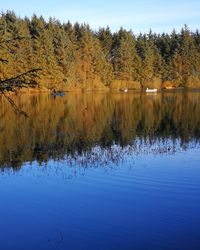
<box><xmin>1</xmin><ymin>11</ymin><xmax>200</xmax><ymax>90</ymax></box>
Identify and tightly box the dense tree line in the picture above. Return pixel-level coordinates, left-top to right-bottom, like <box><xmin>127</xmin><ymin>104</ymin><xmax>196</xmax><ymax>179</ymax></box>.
<box><xmin>1</xmin><ymin>11</ymin><xmax>200</xmax><ymax>90</ymax></box>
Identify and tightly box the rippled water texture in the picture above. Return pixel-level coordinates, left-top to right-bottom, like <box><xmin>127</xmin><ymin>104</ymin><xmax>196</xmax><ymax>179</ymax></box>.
<box><xmin>0</xmin><ymin>92</ymin><xmax>200</xmax><ymax>249</ymax></box>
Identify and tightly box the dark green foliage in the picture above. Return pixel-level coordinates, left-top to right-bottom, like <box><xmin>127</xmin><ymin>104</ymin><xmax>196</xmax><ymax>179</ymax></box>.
<box><xmin>1</xmin><ymin>11</ymin><xmax>200</xmax><ymax>89</ymax></box>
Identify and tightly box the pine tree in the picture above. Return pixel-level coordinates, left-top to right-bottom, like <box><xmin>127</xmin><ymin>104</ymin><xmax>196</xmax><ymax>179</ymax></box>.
<box><xmin>112</xmin><ymin>28</ymin><xmax>141</xmax><ymax>82</ymax></box>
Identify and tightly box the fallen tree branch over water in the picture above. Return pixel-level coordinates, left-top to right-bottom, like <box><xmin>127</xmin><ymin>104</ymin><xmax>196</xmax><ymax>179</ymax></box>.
<box><xmin>0</xmin><ymin>68</ymin><xmax>42</xmax><ymax>117</ymax></box>
<box><xmin>0</xmin><ymin>68</ymin><xmax>42</xmax><ymax>91</ymax></box>
<box><xmin>0</xmin><ymin>36</ymin><xmax>43</xmax><ymax>116</ymax></box>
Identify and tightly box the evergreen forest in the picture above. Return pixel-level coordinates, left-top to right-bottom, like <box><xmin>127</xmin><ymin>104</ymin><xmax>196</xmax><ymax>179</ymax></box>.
<box><xmin>1</xmin><ymin>11</ymin><xmax>200</xmax><ymax>90</ymax></box>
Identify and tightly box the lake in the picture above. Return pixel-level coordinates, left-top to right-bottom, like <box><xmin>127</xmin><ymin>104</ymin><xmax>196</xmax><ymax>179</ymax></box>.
<box><xmin>0</xmin><ymin>91</ymin><xmax>200</xmax><ymax>249</ymax></box>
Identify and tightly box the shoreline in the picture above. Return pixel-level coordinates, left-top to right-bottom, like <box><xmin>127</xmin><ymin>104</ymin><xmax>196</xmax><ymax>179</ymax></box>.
<box><xmin>1</xmin><ymin>86</ymin><xmax>200</xmax><ymax>96</ymax></box>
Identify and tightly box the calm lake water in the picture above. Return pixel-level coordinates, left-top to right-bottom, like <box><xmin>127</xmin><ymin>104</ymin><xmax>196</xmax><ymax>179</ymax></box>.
<box><xmin>0</xmin><ymin>91</ymin><xmax>200</xmax><ymax>249</ymax></box>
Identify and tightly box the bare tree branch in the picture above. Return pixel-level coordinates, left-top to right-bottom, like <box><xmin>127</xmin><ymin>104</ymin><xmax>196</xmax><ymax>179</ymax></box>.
<box><xmin>0</xmin><ymin>69</ymin><xmax>42</xmax><ymax>117</ymax></box>
<box><xmin>0</xmin><ymin>37</ymin><xmax>42</xmax><ymax>117</ymax></box>
<box><xmin>0</xmin><ymin>68</ymin><xmax>42</xmax><ymax>87</ymax></box>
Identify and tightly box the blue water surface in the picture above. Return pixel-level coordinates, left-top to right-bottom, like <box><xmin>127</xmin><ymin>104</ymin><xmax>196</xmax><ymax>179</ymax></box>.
<box><xmin>0</xmin><ymin>146</ymin><xmax>200</xmax><ymax>250</ymax></box>
<box><xmin>0</xmin><ymin>92</ymin><xmax>200</xmax><ymax>249</ymax></box>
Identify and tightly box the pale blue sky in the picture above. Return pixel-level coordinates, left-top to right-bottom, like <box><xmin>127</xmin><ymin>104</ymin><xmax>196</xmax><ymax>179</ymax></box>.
<box><xmin>1</xmin><ymin>0</ymin><xmax>200</xmax><ymax>33</ymax></box>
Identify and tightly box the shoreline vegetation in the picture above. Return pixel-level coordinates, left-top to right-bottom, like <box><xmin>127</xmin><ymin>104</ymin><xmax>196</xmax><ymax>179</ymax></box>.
<box><xmin>3</xmin><ymin>86</ymin><xmax>200</xmax><ymax>96</ymax></box>
<box><xmin>1</xmin><ymin>11</ymin><xmax>200</xmax><ymax>93</ymax></box>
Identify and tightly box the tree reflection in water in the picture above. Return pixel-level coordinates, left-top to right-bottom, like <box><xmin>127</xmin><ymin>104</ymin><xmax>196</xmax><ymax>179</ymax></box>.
<box><xmin>0</xmin><ymin>91</ymin><xmax>200</xmax><ymax>170</ymax></box>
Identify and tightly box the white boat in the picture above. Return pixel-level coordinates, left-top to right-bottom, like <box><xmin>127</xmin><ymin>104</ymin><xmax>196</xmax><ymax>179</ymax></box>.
<box><xmin>120</xmin><ymin>88</ymin><xmax>128</xmax><ymax>92</ymax></box>
<box><xmin>145</xmin><ymin>88</ymin><xmax>157</xmax><ymax>93</ymax></box>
